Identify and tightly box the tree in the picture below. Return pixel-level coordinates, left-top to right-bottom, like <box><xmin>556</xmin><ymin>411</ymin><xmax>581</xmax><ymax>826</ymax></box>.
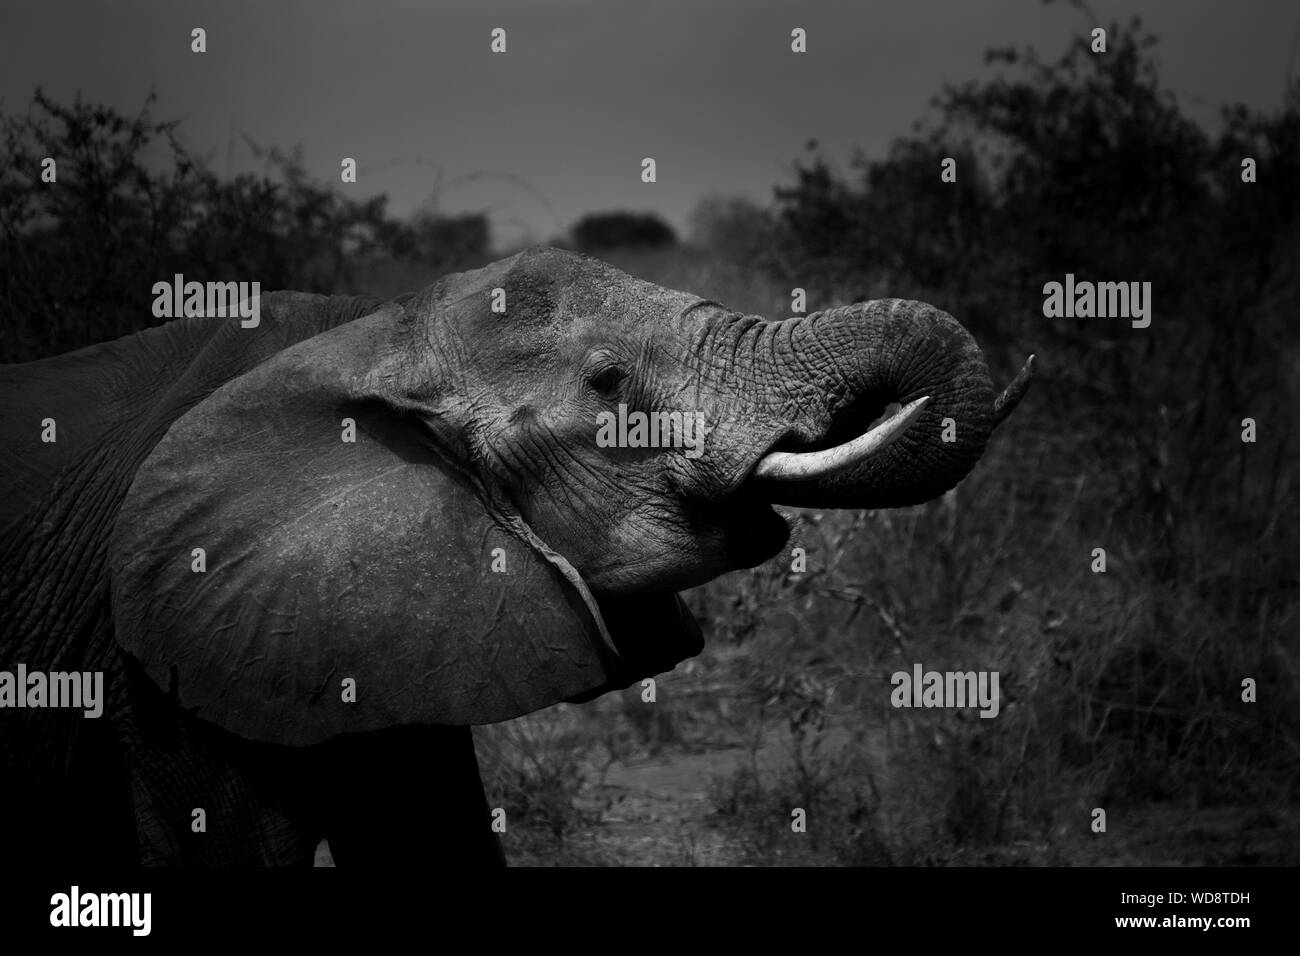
<box><xmin>570</xmin><ymin>211</ymin><xmax>676</xmax><ymax>252</ymax></box>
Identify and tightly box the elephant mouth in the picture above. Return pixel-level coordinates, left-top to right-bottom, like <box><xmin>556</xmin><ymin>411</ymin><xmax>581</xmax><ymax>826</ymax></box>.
<box><xmin>711</xmin><ymin>495</ymin><xmax>793</xmax><ymax>568</ymax></box>
<box><xmin>571</xmin><ymin>396</ymin><xmax>932</xmax><ymax>690</ymax></box>
<box><xmin>570</xmin><ymin>397</ymin><xmax>930</xmax><ymax>691</ymax></box>
<box><xmin>559</xmin><ymin>592</ymin><xmax>704</xmax><ymax>702</ymax></box>
<box><xmin>750</xmin><ymin>395</ymin><xmax>929</xmax><ymax>484</ymax></box>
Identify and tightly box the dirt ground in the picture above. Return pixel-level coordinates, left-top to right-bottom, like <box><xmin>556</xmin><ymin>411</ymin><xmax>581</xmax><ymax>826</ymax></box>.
<box><xmin>315</xmin><ymin>681</ymin><xmax>1298</xmax><ymax>868</ymax></box>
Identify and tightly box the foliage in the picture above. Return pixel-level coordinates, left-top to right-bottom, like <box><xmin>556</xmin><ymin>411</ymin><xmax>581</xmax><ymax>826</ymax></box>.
<box><xmin>694</xmin><ymin>16</ymin><xmax>1299</xmax><ymax>863</ymax></box>
<box><xmin>0</xmin><ymin>89</ymin><xmax>488</xmax><ymax>363</ymax></box>
<box><xmin>687</xmin><ymin>194</ymin><xmax>775</xmax><ymax>262</ymax></box>
<box><xmin>570</xmin><ymin>210</ymin><xmax>677</xmax><ymax>253</ymax></box>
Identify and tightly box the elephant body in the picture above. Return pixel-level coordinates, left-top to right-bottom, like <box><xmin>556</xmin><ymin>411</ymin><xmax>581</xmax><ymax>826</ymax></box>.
<box><xmin>0</xmin><ymin>248</ymin><xmax>1030</xmax><ymax>865</ymax></box>
<box><xmin>2</xmin><ymin>293</ymin><xmax>504</xmax><ymax>865</ymax></box>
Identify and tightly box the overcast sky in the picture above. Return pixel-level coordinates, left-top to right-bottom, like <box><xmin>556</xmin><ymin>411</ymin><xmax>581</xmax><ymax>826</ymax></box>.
<box><xmin>3</xmin><ymin>0</ymin><xmax>1296</xmax><ymax>247</ymax></box>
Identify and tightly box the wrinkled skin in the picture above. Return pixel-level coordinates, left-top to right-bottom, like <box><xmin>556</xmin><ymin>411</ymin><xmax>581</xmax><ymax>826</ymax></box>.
<box><xmin>0</xmin><ymin>247</ymin><xmax>1030</xmax><ymax>865</ymax></box>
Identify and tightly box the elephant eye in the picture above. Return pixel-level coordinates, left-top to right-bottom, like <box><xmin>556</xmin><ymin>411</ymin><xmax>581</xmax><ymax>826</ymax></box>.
<box><xmin>588</xmin><ymin>364</ymin><xmax>627</xmax><ymax>398</ymax></box>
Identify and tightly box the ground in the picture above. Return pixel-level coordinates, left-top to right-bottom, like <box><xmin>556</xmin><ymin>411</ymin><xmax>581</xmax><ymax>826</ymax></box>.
<box><xmin>314</xmin><ymin>632</ymin><xmax>1298</xmax><ymax>867</ymax></box>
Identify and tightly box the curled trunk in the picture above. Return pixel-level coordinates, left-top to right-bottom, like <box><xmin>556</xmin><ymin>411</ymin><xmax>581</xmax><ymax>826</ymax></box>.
<box><xmin>750</xmin><ymin>299</ymin><xmax>1028</xmax><ymax>509</ymax></box>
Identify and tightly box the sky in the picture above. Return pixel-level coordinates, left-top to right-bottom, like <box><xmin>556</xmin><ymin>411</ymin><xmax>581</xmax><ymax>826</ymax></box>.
<box><xmin>3</xmin><ymin>0</ymin><xmax>1297</xmax><ymax>248</ymax></box>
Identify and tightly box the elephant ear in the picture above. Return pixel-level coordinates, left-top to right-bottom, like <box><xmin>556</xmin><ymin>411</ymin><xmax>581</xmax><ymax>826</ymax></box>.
<box><xmin>109</xmin><ymin>301</ymin><xmax>697</xmax><ymax>746</ymax></box>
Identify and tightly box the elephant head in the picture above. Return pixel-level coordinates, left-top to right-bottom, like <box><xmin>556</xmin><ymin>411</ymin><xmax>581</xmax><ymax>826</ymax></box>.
<box><xmin>109</xmin><ymin>247</ymin><xmax>1032</xmax><ymax>745</ymax></box>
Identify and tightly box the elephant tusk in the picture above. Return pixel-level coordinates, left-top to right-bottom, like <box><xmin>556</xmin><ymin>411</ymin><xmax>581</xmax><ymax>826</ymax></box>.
<box><xmin>753</xmin><ymin>396</ymin><xmax>931</xmax><ymax>482</ymax></box>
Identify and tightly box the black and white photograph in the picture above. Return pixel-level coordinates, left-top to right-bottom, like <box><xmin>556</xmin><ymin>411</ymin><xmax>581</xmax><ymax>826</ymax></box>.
<box><xmin>0</xmin><ymin>0</ymin><xmax>1294</xmax><ymax>939</ymax></box>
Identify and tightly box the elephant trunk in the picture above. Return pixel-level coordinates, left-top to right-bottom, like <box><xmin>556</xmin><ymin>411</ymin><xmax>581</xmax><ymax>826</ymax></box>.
<box><xmin>747</xmin><ymin>300</ymin><xmax>1031</xmax><ymax>509</ymax></box>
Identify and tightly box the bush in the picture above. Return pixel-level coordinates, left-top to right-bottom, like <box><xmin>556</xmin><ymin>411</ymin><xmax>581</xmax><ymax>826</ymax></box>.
<box><xmin>570</xmin><ymin>210</ymin><xmax>677</xmax><ymax>252</ymax></box>
<box><xmin>0</xmin><ymin>89</ymin><xmax>489</xmax><ymax>362</ymax></box>
<box><xmin>702</xmin><ymin>16</ymin><xmax>1299</xmax><ymax>863</ymax></box>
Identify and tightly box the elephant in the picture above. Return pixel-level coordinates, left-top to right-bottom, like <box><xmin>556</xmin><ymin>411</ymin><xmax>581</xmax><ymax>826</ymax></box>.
<box><xmin>0</xmin><ymin>246</ymin><xmax>1033</xmax><ymax>866</ymax></box>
